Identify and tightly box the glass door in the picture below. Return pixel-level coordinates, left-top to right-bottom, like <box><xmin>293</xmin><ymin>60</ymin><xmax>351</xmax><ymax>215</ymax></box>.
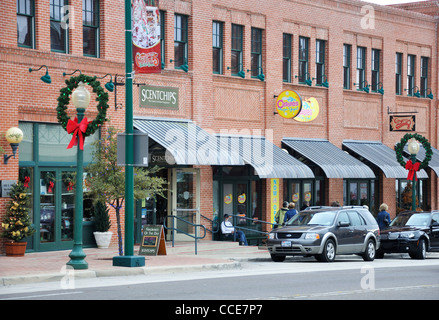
<box><xmin>38</xmin><ymin>168</ymin><xmax>75</xmax><ymax>251</ymax></box>
<box><xmin>171</xmin><ymin>168</ymin><xmax>200</xmax><ymax>241</ymax></box>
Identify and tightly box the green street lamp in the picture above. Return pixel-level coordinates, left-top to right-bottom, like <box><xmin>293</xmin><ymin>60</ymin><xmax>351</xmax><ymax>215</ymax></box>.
<box><xmin>407</xmin><ymin>138</ymin><xmax>420</xmax><ymax>211</ymax></box>
<box><xmin>66</xmin><ymin>81</ymin><xmax>90</xmax><ymax>270</ymax></box>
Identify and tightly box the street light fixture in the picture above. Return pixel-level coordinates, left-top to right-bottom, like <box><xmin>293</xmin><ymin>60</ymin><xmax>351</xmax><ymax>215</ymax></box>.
<box><xmin>407</xmin><ymin>138</ymin><xmax>420</xmax><ymax>211</ymax></box>
<box><xmin>4</xmin><ymin>127</ymin><xmax>24</xmax><ymax>164</ymax></box>
<box><xmin>66</xmin><ymin>81</ymin><xmax>90</xmax><ymax>270</ymax></box>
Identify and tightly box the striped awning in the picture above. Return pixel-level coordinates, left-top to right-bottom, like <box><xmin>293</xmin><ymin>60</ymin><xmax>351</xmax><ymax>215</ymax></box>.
<box><xmin>282</xmin><ymin>138</ymin><xmax>375</xmax><ymax>179</ymax></box>
<box><xmin>343</xmin><ymin>140</ymin><xmax>428</xmax><ymax>179</ymax></box>
<box><xmin>217</xmin><ymin>134</ymin><xmax>314</xmax><ymax>179</ymax></box>
<box><xmin>133</xmin><ymin>117</ymin><xmax>243</xmax><ymax>166</ymax></box>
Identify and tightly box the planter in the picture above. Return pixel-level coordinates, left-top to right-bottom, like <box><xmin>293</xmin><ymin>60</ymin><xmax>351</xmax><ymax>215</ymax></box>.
<box><xmin>93</xmin><ymin>231</ymin><xmax>113</xmax><ymax>249</ymax></box>
<box><xmin>5</xmin><ymin>242</ymin><xmax>27</xmax><ymax>257</ymax></box>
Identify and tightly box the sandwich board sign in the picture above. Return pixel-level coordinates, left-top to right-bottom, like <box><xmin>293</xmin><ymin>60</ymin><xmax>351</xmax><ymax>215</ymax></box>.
<box><xmin>138</xmin><ymin>225</ymin><xmax>167</xmax><ymax>256</ymax></box>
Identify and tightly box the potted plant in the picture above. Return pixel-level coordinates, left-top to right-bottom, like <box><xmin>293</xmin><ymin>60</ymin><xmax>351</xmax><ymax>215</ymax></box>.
<box><xmin>1</xmin><ymin>182</ymin><xmax>35</xmax><ymax>256</ymax></box>
<box><xmin>93</xmin><ymin>201</ymin><xmax>113</xmax><ymax>248</ymax></box>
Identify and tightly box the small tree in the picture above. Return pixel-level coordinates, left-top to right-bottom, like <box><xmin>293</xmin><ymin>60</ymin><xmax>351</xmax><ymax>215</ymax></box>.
<box><xmin>85</xmin><ymin>126</ymin><xmax>166</xmax><ymax>255</ymax></box>
<box><xmin>94</xmin><ymin>201</ymin><xmax>111</xmax><ymax>232</ymax></box>
<box><xmin>1</xmin><ymin>182</ymin><xmax>35</xmax><ymax>242</ymax></box>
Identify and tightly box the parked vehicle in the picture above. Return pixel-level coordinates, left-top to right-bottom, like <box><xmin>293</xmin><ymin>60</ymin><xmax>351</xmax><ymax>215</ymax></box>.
<box><xmin>376</xmin><ymin>211</ymin><xmax>439</xmax><ymax>259</ymax></box>
<box><xmin>267</xmin><ymin>206</ymin><xmax>380</xmax><ymax>262</ymax></box>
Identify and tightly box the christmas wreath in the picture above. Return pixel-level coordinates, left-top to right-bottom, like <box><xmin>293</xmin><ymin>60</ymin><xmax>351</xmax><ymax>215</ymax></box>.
<box><xmin>395</xmin><ymin>133</ymin><xmax>432</xmax><ymax>181</ymax></box>
<box><xmin>56</xmin><ymin>74</ymin><xmax>109</xmax><ymax>149</ymax></box>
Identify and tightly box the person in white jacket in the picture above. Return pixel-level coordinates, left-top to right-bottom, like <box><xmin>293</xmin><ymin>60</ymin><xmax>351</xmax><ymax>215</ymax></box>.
<box><xmin>221</xmin><ymin>214</ymin><xmax>248</xmax><ymax>246</ymax></box>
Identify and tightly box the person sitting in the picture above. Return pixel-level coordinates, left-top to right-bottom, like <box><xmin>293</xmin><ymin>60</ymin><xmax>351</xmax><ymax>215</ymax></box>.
<box><xmin>221</xmin><ymin>214</ymin><xmax>248</xmax><ymax>246</ymax></box>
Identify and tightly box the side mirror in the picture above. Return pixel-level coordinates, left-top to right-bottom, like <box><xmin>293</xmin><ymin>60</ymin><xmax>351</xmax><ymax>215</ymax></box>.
<box><xmin>338</xmin><ymin>221</ymin><xmax>350</xmax><ymax>227</ymax></box>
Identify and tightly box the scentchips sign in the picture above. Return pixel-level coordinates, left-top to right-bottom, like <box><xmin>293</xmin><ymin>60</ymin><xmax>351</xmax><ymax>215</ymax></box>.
<box><xmin>140</xmin><ymin>85</ymin><xmax>179</xmax><ymax>110</ymax></box>
<box><xmin>132</xmin><ymin>1</ymin><xmax>161</xmax><ymax>74</ymax></box>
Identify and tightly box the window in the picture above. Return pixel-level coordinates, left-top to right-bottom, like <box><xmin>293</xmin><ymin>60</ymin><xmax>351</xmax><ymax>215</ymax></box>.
<box><xmin>395</xmin><ymin>53</ymin><xmax>402</xmax><ymax>95</ymax></box>
<box><xmin>231</xmin><ymin>24</ymin><xmax>243</xmax><ymax>76</ymax></box>
<box><xmin>83</xmin><ymin>0</ymin><xmax>99</xmax><ymax>57</ymax></box>
<box><xmin>283</xmin><ymin>34</ymin><xmax>292</xmax><ymax>82</ymax></box>
<box><xmin>174</xmin><ymin>14</ymin><xmax>188</xmax><ymax>69</ymax></box>
<box><xmin>371</xmin><ymin>49</ymin><xmax>380</xmax><ymax>92</ymax></box>
<box><xmin>420</xmin><ymin>57</ymin><xmax>429</xmax><ymax>97</ymax></box>
<box><xmin>407</xmin><ymin>54</ymin><xmax>415</xmax><ymax>95</ymax></box>
<box><xmin>315</xmin><ymin>40</ymin><xmax>325</xmax><ymax>86</ymax></box>
<box><xmin>50</xmin><ymin>0</ymin><xmax>69</xmax><ymax>53</ymax></box>
<box><xmin>251</xmin><ymin>28</ymin><xmax>262</xmax><ymax>78</ymax></box>
<box><xmin>212</xmin><ymin>21</ymin><xmax>223</xmax><ymax>74</ymax></box>
<box><xmin>356</xmin><ymin>46</ymin><xmax>366</xmax><ymax>89</ymax></box>
<box><xmin>298</xmin><ymin>37</ymin><xmax>309</xmax><ymax>83</ymax></box>
<box><xmin>343</xmin><ymin>44</ymin><xmax>351</xmax><ymax>89</ymax></box>
<box><xmin>17</xmin><ymin>0</ymin><xmax>34</xmax><ymax>48</ymax></box>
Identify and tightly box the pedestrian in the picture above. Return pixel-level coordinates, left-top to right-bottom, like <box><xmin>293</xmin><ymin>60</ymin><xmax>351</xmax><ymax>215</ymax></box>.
<box><xmin>284</xmin><ymin>202</ymin><xmax>298</xmax><ymax>224</ymax></box>
<box><xmin>331</xmin><ymin>201</ymin><xmax>341</xmax><ymax>207</ymax></box>
<box><xmin>221</xmin><ymin>214</ymin><xmax>248</xmax><ymax>246</ymax></box>
<box><xmin>377</xmin><ymin>203</ymin><xmax>391</xmax><ymax>230</ymax></box>
<box><xmin>274</xmin><ymin>201</ymin><xmax>289</xmax><ymax>228</ymax></box>
<box><xmin>300</xmin><ymin>201</ymin><xmax>309</xmax><ymax>211</ymax></box>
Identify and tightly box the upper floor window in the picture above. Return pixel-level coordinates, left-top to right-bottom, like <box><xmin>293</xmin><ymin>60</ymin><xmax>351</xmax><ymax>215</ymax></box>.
<box><xmin>356</xmin><ymin>46</ymin><xmax>366</xmax><ymax>90</ymax></box>
<box><xmin>174</xmin><ymin>14</ymin><xmax>188</xmax><ymax>70</ymax></box>
<box><xmin>371</xmin><ymin>49</ymin><xmax>380</xmax><ymax>92</ymax></box>
<box><xmin>212</xmin><ymin>21</ymin><xmax>223</xmax><ymax>74</ymax></box>
<box><xmin>50</xmin><ymin>0</ymin><xmax>69</xmax><ymax>53</ymax></box>
<box><xmin>395</xmin><ymin>52</ymin><xmax>402</xmax><ymax>95</ymax></box>
<box><xmin>298</xmin><ymin>36</ymin><xmax>309</xmax><ymax>83</ymax></box>
<box><xmin>283</xmin><ymin>34</ymin><xmax>292</xmax><ymax>82</ymax></box>
<box><xmin>420</xmin><ymin>57</ymin><xmax>429</xmax><ymax>97</ymax></box>
<box><xmin>407</xmin><ymin>54</ymin><xmax>415</xmax><ymax>96</ymax></box>
<box><xmin>343</xmin><ymin>44</ymin><xmax>351</xmax><ymax>89</ymax></box>
<box><xmin>231</xmin><ymin>24</ymin><xmax>243</xmax><ymax>76</ymax></box>
<box><xmin>251</xmin><ymin>28</ymin><xmax>263</xmax><ymax>78</ymax></box>
<box><xmin>17</xmin><ymin>0</ymin><xmax>35</xmax><ymax>48</ymax></box>
<box><xmin>83</xmin><ymin>0</ymin><xmax>99</xmax><ymax>57</ymax></box>
<box><xmin>315</xmin><ymin>39</ymin><xmax>325</xmax><ymax>86</ymax></box>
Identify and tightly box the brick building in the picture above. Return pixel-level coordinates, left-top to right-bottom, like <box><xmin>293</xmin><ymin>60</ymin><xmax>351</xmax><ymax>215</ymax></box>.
<box><xmin>0</xmin><ymin>0</ymin><xmax>438</xmax><ymax>253</ymax></box>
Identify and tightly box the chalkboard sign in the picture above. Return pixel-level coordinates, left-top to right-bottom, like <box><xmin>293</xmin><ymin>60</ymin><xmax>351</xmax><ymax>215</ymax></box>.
<box><xmin>138</xmin><ymin>225</ymin><xmax>167</xmax><ymax>256</ymax></box>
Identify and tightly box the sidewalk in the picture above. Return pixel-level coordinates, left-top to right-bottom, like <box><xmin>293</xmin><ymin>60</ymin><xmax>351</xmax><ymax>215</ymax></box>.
<box><xmin>0</xmin><ymin>241</ymin><xmax>269</xmax><ymax>286</ymax></box>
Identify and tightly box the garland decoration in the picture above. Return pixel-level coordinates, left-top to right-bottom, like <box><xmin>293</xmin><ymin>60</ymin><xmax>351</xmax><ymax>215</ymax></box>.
<box><xmin>56</xmin><ymin>74</ymin><xmax>109</xmax><ymax>140</ymax></box>
<box><xmin>395</xmin><ymin>133</ymin><xmax>432</xmax><ymax>176</ymax></box>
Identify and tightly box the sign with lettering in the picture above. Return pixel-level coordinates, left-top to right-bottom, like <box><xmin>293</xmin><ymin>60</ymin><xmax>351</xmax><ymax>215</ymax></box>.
<box><xmin>270</xmin><ymin>179</ymin><xmax>279</xmax><ymax>224</ymax></box>
<box><xmin>1</xmin><ymin>180</ymin><xmax>15</xmax><ymax>198</ymax></box>
<box><xmin>139</xmin><ymin>85</ymin><xmax>179</xmax><ymax>110</ymax></box>
<box><xmin>293</xmin><ymin>97</ymin><xmax>320</xmax><ymax>122</ymax></box>
<box><xmin>389</xmin><ymin>115</ymin><xmax>416</xmax><ymax>132</ymax></box>
<box><xmin>276</xmin><ymin>90</ymin><xmax>302</xmax><ymax>119</ymax></box>
<box><xmin>138</xmin><ymin>225</ymin><xmax>167</xmax><ymax>256</ymax></box>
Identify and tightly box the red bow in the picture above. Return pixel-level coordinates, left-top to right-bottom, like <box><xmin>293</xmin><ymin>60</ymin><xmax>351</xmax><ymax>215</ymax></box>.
<box><xmin>24</xmin><ymin>176</ymin><xmax>30</xmax><ymax>188</ymax></box>
<box><xmin>48</xmin><ymin>181</ymin><xmax>54</xmax><ymax>193</ymax></box>
<box><xmin>405</xmin><ymin>160</ymin><xmax>420</xmax><ymax>181</ymax></box>
<box><xmin>67</xmin><ymin>117</ymin><xmax>89</xmax><ymax>150</ymax></box>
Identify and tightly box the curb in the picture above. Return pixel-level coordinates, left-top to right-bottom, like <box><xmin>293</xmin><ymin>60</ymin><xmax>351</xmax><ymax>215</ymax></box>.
<box><xmin>0</xmin><ymin>260</ymin><xmax>241</xmax><ymax>287</ymax></box>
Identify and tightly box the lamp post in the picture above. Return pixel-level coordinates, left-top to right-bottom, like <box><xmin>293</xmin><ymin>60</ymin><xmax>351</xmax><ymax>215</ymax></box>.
<box><xmin>67</xmin><ymin>81</ymin><xmax>90</xmax><ymax>270</ymax></box>
<box><xmin>407</xmin><ymin>138</ymin><xmax>420</xmax><ymax>211</ymax></box>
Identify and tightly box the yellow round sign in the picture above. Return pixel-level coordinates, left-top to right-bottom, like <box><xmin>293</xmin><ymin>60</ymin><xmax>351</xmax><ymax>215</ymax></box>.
<box><xmin>276</xmin><ymin>90</ymin><xmax>302</xmax><ymax>119</ymax></box>
<box><xmin>294</xmin><ymin>97</ymin><xmax>320</xmax><ymax>122</ymax></box>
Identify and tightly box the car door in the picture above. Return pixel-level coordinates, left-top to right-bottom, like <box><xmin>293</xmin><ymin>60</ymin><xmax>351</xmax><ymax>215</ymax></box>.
<box><xmin>430</xmin><ymin>213</ymin><xmax>439</xmax><ymax>250</ymax></box>
<box><xmin>347</xmin><ymin>210</ymin><xmax>367</xmax><ymax>253</ymax></box>
<box><xmin>335</xmin><ymin>211</ymin><xmax>355</xmax><ymax>254</ymax></box>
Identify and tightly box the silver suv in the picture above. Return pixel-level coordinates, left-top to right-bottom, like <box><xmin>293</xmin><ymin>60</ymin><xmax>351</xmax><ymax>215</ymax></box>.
<box><xmin>267</xmin><ymin>206</ymin><xmax>380</xmax><ymax>262</ymax></box>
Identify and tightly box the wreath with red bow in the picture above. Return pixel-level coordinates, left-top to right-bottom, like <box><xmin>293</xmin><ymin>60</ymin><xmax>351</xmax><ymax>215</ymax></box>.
<box><xmin>56</xmin><ymin>74</ymin><xmax>109</xmax><ymax>150</ymax></box>
<box><xmin>395</xmin><ymin>133</ymin><xmax>432</xmax><ymax>181</ymax></box>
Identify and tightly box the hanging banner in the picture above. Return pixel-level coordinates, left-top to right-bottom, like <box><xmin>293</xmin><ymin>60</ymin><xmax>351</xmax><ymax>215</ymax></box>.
<box><xmin>132</xmin><ymin>1</ymin><xmax>161</xmax><ymax>74</ymax></box>
<box><xmin>270</xmin><ymin>179</ymin><xmax>279</xmax><ymax>224</ymax></box>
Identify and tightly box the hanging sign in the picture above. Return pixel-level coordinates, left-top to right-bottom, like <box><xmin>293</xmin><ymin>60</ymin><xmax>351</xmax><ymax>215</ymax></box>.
<box><xmin>389</xmin><ymin>115</ymin><xmax>416</xmax><ymax>132</ymax></box>
<box><xmin>138</xmin><ymin>225</ymin><xmax>167</xmax><ymax>256</ymax></box>
<box><xmin>293</xmin><ymin>97</ymin><xmax>320</xmax><ymax>122</ymax></box>
<box><xmin>270</xmin><ymin>179</ymin><xmax>279</xmax><ymax>224</ymax></box>
<box><xmin>132</xmin><ymin>1</ymin><xmax>161</xmax><ymax>74</ymax></box>
<box><xmin>276</xmin><ymin>90</ymin><xmax>302</xmax><ymax>119</ymax></box>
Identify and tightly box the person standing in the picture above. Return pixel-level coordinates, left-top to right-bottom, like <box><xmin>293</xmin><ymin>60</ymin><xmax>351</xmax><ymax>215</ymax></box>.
<box><xmin>377</xmin><ymin>203</ymin><xmax>391</xmax><ymax>230</ymax></box>
<box><xmin>284</xmin><ymin>202</ymin><xmax>298</xmax><ymax>224</ymax></box>
<box><xmin>221</xmin><ymin>214</ymin><xmax>248</xmax><ymax>246</ymax></box>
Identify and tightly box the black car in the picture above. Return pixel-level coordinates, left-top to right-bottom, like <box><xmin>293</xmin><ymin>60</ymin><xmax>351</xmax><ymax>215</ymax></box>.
<box><xmin>267</xmin><ymin>206</ymin><xmax>380</xmax><ymax>262</ymax></box>
<box><xmin>376</xmin><ymin>211</ymin><xmax>439</xmax><ymax>259</ymax></box>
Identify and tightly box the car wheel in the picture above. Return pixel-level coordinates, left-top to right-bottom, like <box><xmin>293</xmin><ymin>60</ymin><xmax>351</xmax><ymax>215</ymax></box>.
<box><xmin>410</xmin><ymin>239</ymin><xmax>426</xmax><ymax>260</ymax></box>
<box><xmin>270</xmin><ymin>254</ymin><xmax>286</xmax><ymax>262</ymax></box>
<box><xmin>318</xmin><ymin>239</ymin><xmax>336</xmax><ymax>262</ymax></box>
<box><xmin>362</xmin><ymin>239</ymin><xmax>376</xmax><ymax>261</ymax></box>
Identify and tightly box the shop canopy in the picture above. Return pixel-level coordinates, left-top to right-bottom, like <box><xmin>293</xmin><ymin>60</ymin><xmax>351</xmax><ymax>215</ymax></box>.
<box><xmin>282</xmin><ymin>138</ymin><xmax>375</xmax><ymax>179</ymax></box>
<box><xmin>343</xmin><ymin>140</ymin><xmax>428</xmax><ymax>179</ymax></box>
<box><xmin>403</xmin><ymin>145</ymin><xmax>439</xmax><ymax>176</ymax></box>
<box><xmin>216</xmin><ymin>134</ymin><xmax>314</xmax><ymax>179</ymax></box>
<box><xmin>134</xmin><ymin>117</ymin><xmax>243</xmax><ymax>166</ymax></box>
